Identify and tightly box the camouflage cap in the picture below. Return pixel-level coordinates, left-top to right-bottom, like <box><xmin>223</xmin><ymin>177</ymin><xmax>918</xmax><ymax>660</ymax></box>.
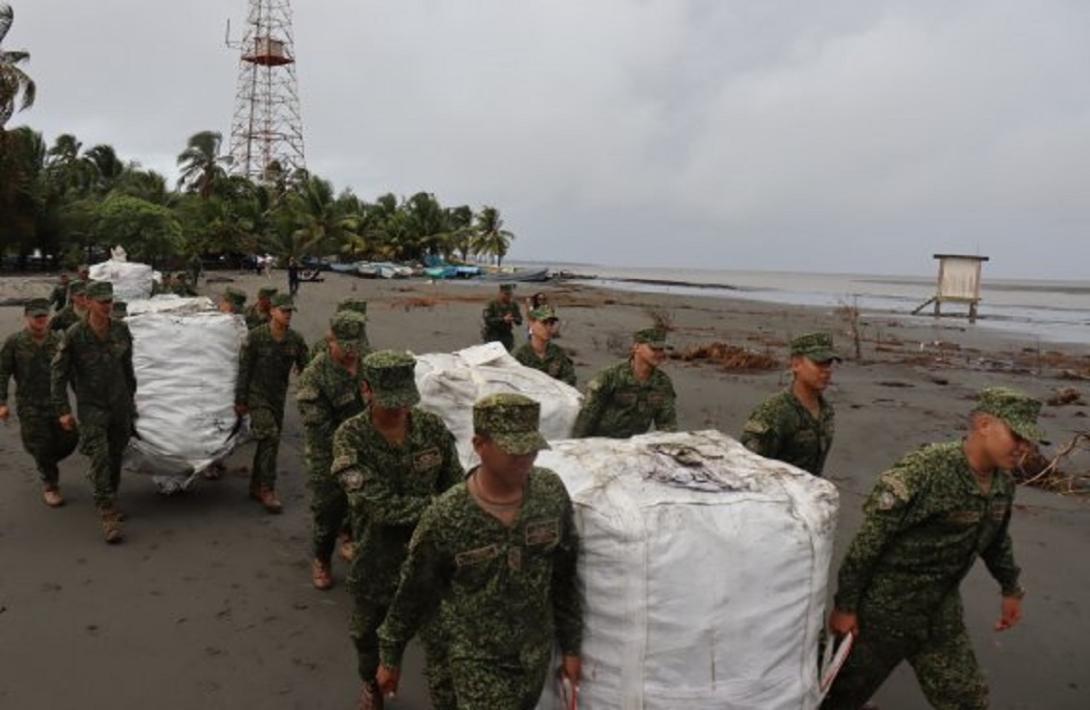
<box><xmin>86</xmin><ymin>281</ymin><xmax>114</xmax><ymax>302</ymax></box>
<box><xmin>112</xmin><ymin>300</ymin><xmax>128</xmax><ymax>318</ymax></box>
<box><xmin>790</xmin><ymin>332</ymin><xmax>840</xmax><ymax>363</ymax></box>
<box><xmin>24</xmin><ymin>298</ymin><xmax>50</xmax><ymax>316</ymax></box>
<box><xmin>68</xmin><ymin>280</ymin><xmax>88</xmax><ymax>296</ymax></box>
<box><xmin>473</xmin><ymin>392</ymin><xmax>549</xmax><ymax>455</ymax></box>
<box><xmin>270</xmin><ymin>293</ymin><xmax>295</xmax><ymax>310</ymax></box>
<box><xmin>362</xmin><ymin>350</ymin><xmax>420</xmax><ymax>408</ymax></box>
<box><xmin>222</xmin><ymin>287</ymin><xmax>247</xmax><ymax>310</ymax></box>
<box><xmin>529</xmin><ymin>305</ymin><xmax>559</xmax><ymax>321</ymax></box>
<box><xmin>633</xmin><ymin>327</ymin><xmax>668</xmax><ymax>348</ymax></box>
<box><xmin>336</xmin><ymin>298</ymin><xmax>368</xmax><ymax>317</ymax></box>
<box><xmin>499</xmin><ymin>283</ymin><xmax>516</xmax><ymax>293</ymax></box>
<box><xmin>974</xmin><ymin>387</ymin><xmax>1044</xmax><ymax>442</ymax></box>
<box><xmin>330</xmin><ymin>312</ymin><xmax>368</xmax><ymax>350</ymax></box>
<box><xmin>257</xmin><ymin>286</ymin><xmax>278</xmax><ymax>300</ymax></box>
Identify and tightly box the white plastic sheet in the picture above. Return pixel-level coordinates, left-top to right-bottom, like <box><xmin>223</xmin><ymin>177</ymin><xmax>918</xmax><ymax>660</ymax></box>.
<box><xmin>123</xmin><ymin>296</ymin><xmax>248</xmax><ymax>492</ymax></box>
<box><xmin>536</xmin><ymin>430</ymin><xmax>839</xmax><ymax>710</ymax></box>
<box><xmin>89</xmin><ymin>256</ymin><xmax>155</xmax><ymax>302</ymax></box>
<box><xmin>415</xmin><ymin>342</ymin><xmax>583</xmax><ymax>467</ymax></box>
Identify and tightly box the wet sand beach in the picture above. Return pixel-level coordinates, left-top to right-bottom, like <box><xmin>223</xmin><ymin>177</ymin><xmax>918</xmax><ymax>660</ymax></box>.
<box><xmin>1</xmin><ymin>271</ymin><xmax>1088</xmax><ymax>709</ymax></box>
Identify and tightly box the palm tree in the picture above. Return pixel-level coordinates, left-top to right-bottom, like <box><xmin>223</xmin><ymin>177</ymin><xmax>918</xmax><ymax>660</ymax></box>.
<box><xmin>269</xmin><ymin>176</ymin><xmax>359</xmax><ymax>260</ymax></box>
<box><xmin>177</xmin><ymin>131</ymin><xmax>231</xmax><ymax>199</ymax></box>
<box><xmin>0</xmin><ymin>3</ymin><xmax>36</xmax><ymax>131</ymax></box>
<box><xmin>473</xmin><ymin>205</ymin><xmax>515</xmax><ymax>267</ymax></box>
<box><xmin>82</xmin><ymin>144</ymin><xmax>125</xmax><ymax>194</ymax></box>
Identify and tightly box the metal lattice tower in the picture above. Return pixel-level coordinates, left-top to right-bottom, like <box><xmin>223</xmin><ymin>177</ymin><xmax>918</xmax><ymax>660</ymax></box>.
<box><xmin>227</xmin><ymin>0</ymin><xmax>306</xmax><ymax>181</ymax></box>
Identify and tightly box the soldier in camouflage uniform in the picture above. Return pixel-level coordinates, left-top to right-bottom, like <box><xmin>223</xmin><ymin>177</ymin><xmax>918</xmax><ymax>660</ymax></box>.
<box><xmin>481</xmin><ymin>283</ymin><xmax>523</xmax><ymax>351</ymax></box>
<box><xmin>377</xmin><ymin>392</ymin><xmax>583</xmax><ymax>710</ymax></box>
<box><xmin>51</xmin><ymin>282</ymin><xmax>137</xmax><ymax>543</ymax></box>
<box><xmin>822</xmin><ymin>387</ymin><xmax>1040</xmax><ymax>710</ymax></box>
<box><xmin>512</xmin><ymin>305</ymin><xmax>577</xmax><ymax>386</ymax></box>
<box><xmin>172</xmin><ymin>272</ymin><xmax>198</xmax><ymax>297</ymax></box>
<box><xmin>50</xmin><ymin>279</ymin><xmax>87</xmax><ymax>332</ymax></box>
<box><xmin>297</xmin><ymin>312</ymin><xmax>369</xmax><ymax>590</ymax></box>
<box><xmin>571</xmin><ymin>327</ymin><xmax>677</xmax><ymax>438</ymax></box>
<box><xmin>218</xmin><ymin>287</ymin><xmax>247</xmax><ymax>315</ymax></box>
<box><xmin>234</xmin><ymin>293</ymin><xmax>308</xmax><ymax>513</ymax></box>
<box><xmin>740</xmin><ymin>332</ymin><xmax>839</xmax><ymax>476</ymax></box>
<box><xmin>0</xmin><ymin>299</ymin><xmax>79</xmax><ymax>507</ymax></box>
<box><xmin>188</xmin><ymin>253</ymin><xmax>203</xmax><ymax>286</ymax></box>
<box><xmin>331</xmin><ymin>350</ymin><xmax>464</xmax><ymax>709</ymax></box>
<box><xmin>49</xmin><ymin>273</ymin><xmax>71</xmax><ymax>312</ymax></box>
<box><xmin>311</xmin><ymin>298</ymin><xmax>371</xmax><ymax>362</ymax></box>
<box><xmin>244</xmin><ymin>286</ymin><xmax>277</xmax><ymax>330</ymax></box>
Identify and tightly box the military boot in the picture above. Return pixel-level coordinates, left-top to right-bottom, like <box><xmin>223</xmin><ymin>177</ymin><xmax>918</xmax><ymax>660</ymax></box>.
<box><xmin>357</xmin><ymin>682</ymin><xmax>384</xmax><ymax>710</ymax></box>
<box><xmin>99</xmin><ymin>507</ymin><xmax>123</xmax><ymax>544</ymax></box>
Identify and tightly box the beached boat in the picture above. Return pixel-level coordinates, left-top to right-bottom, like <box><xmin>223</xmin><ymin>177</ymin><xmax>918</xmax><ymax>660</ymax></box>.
<box><xmin>329</xmin><ymin>262</ymin><xmax>361</xmax><ymax>274</ymax></box>
<box><xmin>480</xmin><ymin>268</ymin><xmax>551</xmax><ymax>283</ymax></box>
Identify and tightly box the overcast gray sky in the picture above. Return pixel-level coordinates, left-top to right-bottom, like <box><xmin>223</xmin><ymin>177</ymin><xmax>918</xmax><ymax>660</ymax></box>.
<box><xmin>9</xmin><ymin>0</ymin><xmax>1090</xmax><ymax>278</ymax></box>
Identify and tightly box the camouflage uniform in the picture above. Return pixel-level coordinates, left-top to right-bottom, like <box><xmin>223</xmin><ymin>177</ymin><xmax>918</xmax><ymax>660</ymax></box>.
<box><xmin>244</xmin><ymin>287</ymin><xmax>277</xmax><ymax>330</ymax></box>
<box><xmin>823</xmin><ymin>388</ymin><xmax>1040</xmax><ymax>710</ymax></box>
<box><xmin>49</xmin><ymin>279</ymin><xmax>69</xmax><ymax>311</ymax></box>
<box><xmin>296</xmin><ymin>313</ymin><xmax>368</xmax><ymax>562</ymax></box>
<box><xmin>741</xmin><ymin>332</ymin><xmax>839</xmax><ymax>476</ymax></box>
<box><xmin>0</xmin><ymin>300</ymin><xmax>79</xmax><ymax>488</ymax></box>
<box><xmin>235</xmin><ymin>294</ymin><xmax>308</xmax><ymax>491</ymax></box>
<box><xmin>513</xmin><ymin>305</ymin><xmax>577</xmax><ymax>386</ymax></box>
<box><xmin>309</xmin><ymin>298</ymin><xmax>371</xmax><ymax>362</ymax></box>
<box><xmin>481</xmin><ymin>285</ymin><xmax>523</xmax><ymax>351</ymax></box>
<box><xmin>572</xmin><ymin>328</ymin><xmax>677</xmax><ymax>438</ymax></box>
<box><xmin>331</xmin><ymin>351</ymin><xmax>464</xmax><ymax>693</ymax></box>
<box><xmin>379</xmin><ymin>393</ymin><xmax>583</xmax><ymax>710</ymax></box>
<box><xmin>188</xmin><ymin>254</ymin><xmax>203</xmax><ymax>285</ymax></box>
<box><xmin>50</xmin><ymin>283</ymin><xmax>137</xmax><ymax>510</ymax></box>
<box><xmin>50</xmin><ymin>280</ymin><xmax>86</xmax><ymax>332</ymax></box>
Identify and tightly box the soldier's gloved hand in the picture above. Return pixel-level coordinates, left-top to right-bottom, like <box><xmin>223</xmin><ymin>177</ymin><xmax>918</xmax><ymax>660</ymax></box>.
<box><xmin>376</xmin><ymin>665</ymin><xmax>400</xmax><ymax>697</ymax></box>
<box><xmin>996</xmin><ymin>596</ymin><xmax>1023</xmax><ymax>632</ymax></box>
<box><xmin>828</xmin><ymin>608</ymin><xmax>859</xmax><ymax>637</ymax></box>
<box><xmin>58</xmin><ymin>414</ymin><xmax>76</xmax><ymax>431</ymax></box>
<box><xmin>0</xmin><ymin>405</ymin><xmax>9</xmax><ymax>422</ymax></box>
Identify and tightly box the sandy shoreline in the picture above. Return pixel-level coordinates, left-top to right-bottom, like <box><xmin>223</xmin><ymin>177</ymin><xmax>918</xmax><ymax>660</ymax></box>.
<box><xmin>1</xmin><ymin>270</ymin><xmax>1088</xmax><ymax>709</ymax></box>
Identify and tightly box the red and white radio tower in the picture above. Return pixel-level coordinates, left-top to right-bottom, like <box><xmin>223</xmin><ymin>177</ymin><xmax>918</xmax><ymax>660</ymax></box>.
<box><xmin>226</xmin><ymin>0</ymin><xmax>306</xmax><ymax>182</ymax></box>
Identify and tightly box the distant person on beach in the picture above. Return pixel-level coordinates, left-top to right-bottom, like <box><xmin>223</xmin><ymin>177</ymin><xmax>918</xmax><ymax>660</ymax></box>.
<box><xmin>513</xmin><ymin>305</ymin><xmax>576</xmax><ymax>386</ymax></box>
<box><xmin>188</xmin><ymin>253</ymin><xmax>203</xmax><ymax>285</ymax></box>
<box><xmin>50</xmin><ymin>280</ymin><xmax>87</xmax><ymax>332</ymax></box>
<box><xmin>244</xmin><ymin>286</ymin><xmax>277</xmax><ymax>330</ymax></box>
<box><xmin>481</xmin><ymin>283</ymin><xmax>522</xmax><ymax>351</ymax></box>
<box><xmin>740</xmin><ymin>332</ymin><xmax>838</xmax><ymax>476</ymax></box>
<box><xmin>0</xmin><ymin>298</ymin><xmax>79</xmax><ymax>508</ymax></box>
<box><xmin>571</xmin><ymin>327</ymin><xmax>677</xmax><ymax>438</ymax></box>
<box><xmin>822</xmin><ymin>387</ymin><xmax>1040</xmax><ymax>710</ymax></box>
<box><xmin>288</xmin><ymin>257</ymin><xmax>301</xmax><ymax>297</ymax></box>
<box><xmin>51</xmin><ymin>282</ymin><xmax>137</xmax><ymax>543</ymax></box>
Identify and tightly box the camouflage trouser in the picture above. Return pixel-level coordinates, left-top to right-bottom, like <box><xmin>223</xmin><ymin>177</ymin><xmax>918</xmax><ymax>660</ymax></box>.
<box><xmin>450</xmin><ymin>655</ymin><xmax>550</xmax><ymax>710</ymax></box>
<box><xmin>484</xmin><ymin>330</ymin><xmax>515</xmax><ymax>352</ymax></box>
<box><xmin>18</xmin><ymin>411</ymin><xmax>79</xmax><ymax>487</ymax></box>
<box><xmin>77</xmin><ymin>406</ymin><xmax>132</xmax><ymax>508</ymax></box>
<box><xmin>351</xmin><ymin>597</ymin><xmax>454</xmax><ymax>707</ymax></box>
<box><xmin>249</xmin><ymin>407</ymin><xmax>283</xmax><ymax>488</ymax></box>
<box><xmin>822</xmin><ymin>597</ymin><xmax>988</xmax><ymax>710</ymax></box>
<box><xmin>307</xmin><ymin>471</ymin><xmax>347</xmax><ymax>561</ymax></box>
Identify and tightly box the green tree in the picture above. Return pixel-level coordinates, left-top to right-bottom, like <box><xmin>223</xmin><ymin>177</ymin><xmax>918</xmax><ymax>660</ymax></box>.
<box><xmin>177</xmin><ymin>131</ymin><xmax>231</xmax><ymax>199</ymax></box>
<box><xmin>93</xmin><ymin>194</ymin><xmax>183</xmax><ymax>265</ymax></box>
<box><xmin>473</xmin><ymin>205</ymin><xmax>515</xmax><ymax>267</ymax></box>
<box><xmin>0</xmin><ymin>4</ymin><xmax>35</xmax><ymax>131</ymax></box>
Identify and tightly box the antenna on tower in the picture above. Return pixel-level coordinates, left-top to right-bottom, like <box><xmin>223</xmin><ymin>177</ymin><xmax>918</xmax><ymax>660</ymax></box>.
<box><xmin>226</xmin><ymin>0</ymin><xmax>306</xmax><ymax>183</ymax></box>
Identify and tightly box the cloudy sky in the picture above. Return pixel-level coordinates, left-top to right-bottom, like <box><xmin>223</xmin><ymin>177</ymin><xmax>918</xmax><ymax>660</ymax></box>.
<box><xmin>9</xmin><ymin>1</ymin><xmax>1090</xmax><ymax>278</ymax></box>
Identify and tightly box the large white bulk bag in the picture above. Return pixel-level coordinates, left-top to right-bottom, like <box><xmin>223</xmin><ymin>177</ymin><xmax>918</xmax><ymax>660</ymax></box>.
<box><xmin>415</xmin><ymin>342</ymin><xmax>582</xmax><ymax>468</ymax></box>
<box><xmin>89</xmin><ymin>257</ymin><xmax>155</xmax><ymax>301</ymax></box>
<box><xmin>123</xmin><ymin>296</ymin><xmax>248</xmax><ymax>492</ymax></box>
<box><xmin>536</xmin><ymin>430</ymin><xmax>839</xmax><ymax>710</ymax></box>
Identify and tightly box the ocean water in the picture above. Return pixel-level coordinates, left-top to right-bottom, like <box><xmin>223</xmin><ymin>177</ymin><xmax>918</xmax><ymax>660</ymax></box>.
<box><xmin>518</xmin><ymin>262</ymin><xmax>1090</xmax><ymax>346</ymax></box>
